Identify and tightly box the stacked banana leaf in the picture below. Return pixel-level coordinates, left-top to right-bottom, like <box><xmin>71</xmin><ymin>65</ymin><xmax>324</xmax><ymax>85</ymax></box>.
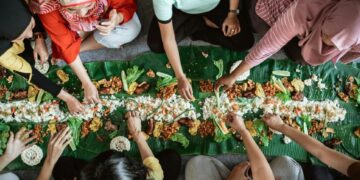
<box><xmin>2</xmin><ymin>46</ymin><xmax>360</xmax><ymax>170</ymax></box>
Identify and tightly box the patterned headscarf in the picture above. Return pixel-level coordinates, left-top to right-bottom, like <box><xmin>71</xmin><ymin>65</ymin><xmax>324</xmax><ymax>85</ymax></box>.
<box><xmin>29</xmin><ymin>0</ymin><xmax>108</xmax><ymax>32</ymax></box>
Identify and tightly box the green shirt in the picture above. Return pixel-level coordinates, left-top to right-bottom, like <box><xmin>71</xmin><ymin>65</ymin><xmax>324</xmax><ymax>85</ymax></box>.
<box><xmin>153</xmin><ymin>0</ymin><xmax>220</xmax><ymax>23</ymax></box>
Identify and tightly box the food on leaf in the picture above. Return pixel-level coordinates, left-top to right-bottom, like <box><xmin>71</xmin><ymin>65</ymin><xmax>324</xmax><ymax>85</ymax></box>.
<box><xmin>81</xmin><ymin>121</ymin><xmax>91</xmax><ymax>138</ymax></box>
<box><xmin>354</xmin><ymin>127</ymin><xmax>360</xmax><ymax>138</ymax></box>
<box><xmin>255</xmin><ymin>83</ymin><xmax>265</xmax><ymax>98</ymax></box>
<box><xmin>146</xmin><ymin>69</ymin><xmax>155</xmax><ymax>78</ymax></box>
<box><xmin>166</xmin><ymin>63</ymin><xmax>171</xmax><ymax>69</ymax></box>
<box><xmin>56</xmin><ymin>69</ymin><xmax>69</xmax><ymax>84</ymax></box>
<box><xmin>0</xmin><ymin>123</ymin><xmax>10</xmax><ymax>155</ymax></box>
<box><xmin>156</xmin><ymin>72</ymin><xmax>177</xmax><ymax>91</ymax></box>
<box><xmin>162</xmin><ymin>122</ymin><xmax>180</xmax><ymax>139</ymax></box>
<box><xmin>127</xmin><ymin>82</ymin><xmax>138</xmax><ymax>95</ymax></box>
<box><xmin>110</xmin><ymin>136</ymin><xmax>131</xmax><ymax>152</ymax></box>
<box><xmin>201</xmin><ymin>51</ymin><xmax>209</xmax><ymax>58</ymax></box>
<box><xmin>34</xmin><ymin>60</ymin><xmax>49</xmax><ymax>74</ymax></box>
<box><xmin>230</xmin><ymin>60</ymin><xmax>250</xmax><ymax>81</ymax></box>
<box><xmin>153</xmin><ymin>122</ymin><xmax>163</xmax><ymax>138</ymax></box>
<box><xmin>121</xmin><ymin>70</ymin><xmax>128</xmax><ymax>92</ymax></box>
<box><xmin>90</xmin><ymin>117</ymin><xmax>103</xmax><ymax>132</ymax></box>
<box><xmin>21</xmin><ymin>145</ymin><xmax>43</xmax><ymax>166</ymax></box>
<box><xmin>213</xmin><ymin>59</ymin><xmax>223</xmax><ymax>79</ymax></box>
<box><xmin>283</xmin><ymin>136</ymin><xmax>292</xmax><ymax>144</ymax></box>
<box><xmin>104</xmin><ymin>120</ymin><xmax>118</xmax><ymax>132</ymax></box>
<box><xmin>291</xmin><ymin>92</ymin><xmax>304</xmax><ymax>101</ymax></box>
<box><xmin>67</xmin><ymin>117</ymin><xmax>82</xmax><ymax>151</ymax></box>
<box><xmin>126</xmin><ymin>66</ymin><xmax>144</xmax><ymax>84</ymax></box>
<box><xmin>27</xmin><ymin>86</ymin><xmax>39</xmax><ymax>102</ymax></box>
<box><xmin>199</xmin><ymin>80</ymin><xmax>214</xmax><ymax>93</ymax></box>
<box><xmin>272</xmin><ymin>70</ymin><xmax>290</xmax><ymax>77</ymax></box>
<box><xmin>324</xmin><ymin>138</ymin><xmax>342</xmax><ymax>149</ymax></box>
<box><xmin>338</xmin><ymin>92</ymin><xmax>349</xmax><ymax>102</ymax></box>
<box><xmin>46</xmin><ymin>119</ymin><xmax>57</xmax><ymax>136</ymax></box>
<box><xmin>134</xmin><ymin>82</ymin><xmax>150</xmax><ymax>95</ymax></box>
<box><xmin>170</xmin><ymin>133</ymin><xmax>189</xmax><ymax>148</ymax></box>
<box><xmin>291</xmin><ymin>78</ymin><xmax>305</xmax><ymax>92</ymax></box>
<box><xmin>198</xmin><ymin>120</ymin><xmax>215</xmax><ymax>137</ymax></box>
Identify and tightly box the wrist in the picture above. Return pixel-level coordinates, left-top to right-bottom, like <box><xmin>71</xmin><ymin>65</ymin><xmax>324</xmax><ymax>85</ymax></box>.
<box><xmin>227</xmin><ymin>12</ymin><xmax>237</xmax><ymax>18</ymax></box>
<box><xmin>0</xmin><ymin>154</ymin><xmax>14</xmax><ymax>164</ymax></box>
<box><xmin>176</xmin><ymin>73</ymin><xmax>186</xmax><ymax>80</ymax></box>
<box><xmin>277</xmin><ymin>124</ymin><xmax>287</xmax><ymax>132</ymax></box>
<box><xmin>45</xmin><ymin>156</ymin><xmax>56</xmax><ymax>167</ymax></box>
<box><xmin>133</xmin><ymin>131</ymin><xmax>145</xmax><ymax>142</ymax></box>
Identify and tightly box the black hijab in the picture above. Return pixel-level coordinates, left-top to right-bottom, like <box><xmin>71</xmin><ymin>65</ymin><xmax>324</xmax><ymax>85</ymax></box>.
<box><xmin>0</xmin><ymin>0</ymin><xmax>32</xmax><ymax>55</ymax></box>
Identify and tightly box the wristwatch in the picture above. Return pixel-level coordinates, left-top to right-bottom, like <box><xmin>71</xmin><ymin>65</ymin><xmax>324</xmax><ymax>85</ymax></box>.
<box><xmin>229</xmin><ymin>9</ymin><xmax>240</xmax><ymax>15</ymax></box>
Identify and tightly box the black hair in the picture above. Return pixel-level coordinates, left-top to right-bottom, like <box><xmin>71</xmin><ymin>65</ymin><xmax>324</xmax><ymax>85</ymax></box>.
<box><xmin>80</xmin><ymin>150</ymin><xmax>147</xmax><ymax>180</ymax></box>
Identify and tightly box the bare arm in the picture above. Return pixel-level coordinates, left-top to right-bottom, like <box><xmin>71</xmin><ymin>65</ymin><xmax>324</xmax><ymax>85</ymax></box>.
<box><xmin>280</xmin><ymin>124</ymin><xmax>357</xmax><ymax>175</ymax></box>
<box><xmin>263</xmin><ymin>114</ymin><xmax>358</xmax><ymax>176</ymax></box>
<box><xmin>126</xmin><ymin>111</ymin><xmax>154</xmax><ymax>160</ymax></box>
<box><xmin>158</xmin><ymin>22</ymin><xmax>194</xmax><ymax>100</ymax></box>
<box><xmin>239</xmin><ymin>129</ymin><xmax>274</xmax><ymax>180</ymax></box>
<box><xmin>227</xmin><ymin>113</ymin><xmax>274</xmax><ymax>180</ymax></box>
<box><xmin>68</xmin><ymin>56</ymin><xmax>100</xmax><ymax>103</ymax></box>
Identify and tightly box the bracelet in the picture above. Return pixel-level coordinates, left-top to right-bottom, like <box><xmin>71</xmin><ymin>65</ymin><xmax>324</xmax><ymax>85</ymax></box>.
<box><xmin>229</xmin><ymin>9</ymin><xmax>240</xmax><ymax>15</ymax></box>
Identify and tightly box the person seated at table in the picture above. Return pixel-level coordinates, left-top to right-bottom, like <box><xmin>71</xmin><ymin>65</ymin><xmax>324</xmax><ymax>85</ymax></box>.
<box><xmin>262</xmin><ymin>114</ymin><xmax>360</xmax><ymax>180</ymax></box>
<box><xmin>28</xmin><ymin>0</ymin><xmax>142</xmax><ymax>104</ymax></box>
<box><xmin>147</xmin><ymin>0</ymin><xmax>254</xmax><ymax>101</ymax></box>
<box><xmin>216</xmin><ymin>0</ymin><xmax>360</xmax><ymax>90</ymax></box>
<box><xmin>185</xmin><ymin>112</ymin><xmax>291</xmax><ymax>180</ymax></box>
<box><xmin>0</xmin><ymin>0</ymin><xmax>83</xmax><ymax>114</ymax></box>
<box><xmin>37</xmin><ymin>111</ymin><xmax>181</xmax><ymax>180</ymax></box>
<box><xmin>0</xmin><ymin>128</ymin><xmax>37</xmax><ymax>180</ymax></box>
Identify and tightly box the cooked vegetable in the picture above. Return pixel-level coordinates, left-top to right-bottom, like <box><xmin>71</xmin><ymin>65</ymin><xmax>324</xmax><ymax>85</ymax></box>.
<box><xmin>291</xmin><ymin>79</ymin><xmax>305</xmax><ymax>92</ymax></box>
<box><xmin>295</xmin><ymin>115</ymin><xmax>312</xmax><ymax>134</ymax></box>
<box><xmin>214</xmin><ymin>125</ymin><xmax>231</xmax><ymax>143</ymax></box>
<box><xmin>126</xmin><ymin>66</ymin><xmax>144</xmax><ymax>84</ymax></box>
<box><xmin>255</xmin><ymin>83</ymin><xmax>265</xmax><ymax>98</ymax></box>
<box><xmin>170</xmin><ymin>133</ymin><xmax>189</xmax><ymax>148</ymax></box>
<box><xmin>67</xmin><ymin>117</ymin><xmax>82</xmax><ymax>151</ymax></box>
<box><xmin>214</xmin><ymin>59</ymin><xmax>224</xmax><ymax>79</ymax></box>
<box><xmin>272</xmin><ymin>76</ymin><xmax>291</xmax><ymax>102</ymax></box>
<box><xmin>0</xmin><ymin>122</ymin><xmax>10</xmax><ymax>155</ymax></box>
<box><xmin>272</xmin><ymin>70</ymin><xmax>290</xmax><ymax>77</ymax></box>
<box><xmin>121</xmin><ymin>70</ymin><xmax>128</xmax><ymax>92</ymax></box>
<box><xmin>156</xmin><ymin>72</ymin><xmax>177</xmax><ymax>90</ymax></box>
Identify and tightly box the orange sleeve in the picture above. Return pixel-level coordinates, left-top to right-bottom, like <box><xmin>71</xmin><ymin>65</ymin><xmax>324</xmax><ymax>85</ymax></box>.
<box><xmin>108</xmin><ymin>0</ymin><xmax>137</xmax><ymax>24</ymax></box>
<box><xmin>38</xmin><ymin>11</ymin><xmax>81</xmax><ymax>64</ymax></box>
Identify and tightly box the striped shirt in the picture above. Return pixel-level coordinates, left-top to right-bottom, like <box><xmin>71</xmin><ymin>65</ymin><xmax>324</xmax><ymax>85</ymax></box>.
<box><xmin>245</xmin><ymin>0</ymin><xmax>300</xmax><ymax>67</ymax></box>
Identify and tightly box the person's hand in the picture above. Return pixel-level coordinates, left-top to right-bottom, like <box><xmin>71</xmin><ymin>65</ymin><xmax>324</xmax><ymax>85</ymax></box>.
<box><xmin>215</xmin><ymin>74</ymin><xmax>236</xmax><ymax>91</ymax></box>
<box><xmin>177</xmin><ymin>76</ymin><xmax>194</xmax><ymax>101</ymax></box>
<box><xmin>45</xmin><ymin>127</ymin><xmax>72</xmax><ymax>166</ymax></box>
<box><xmin>222</xmin><ymin>13</ymin><xmax>241</xmax><ymax>37</ymax></box>
<box><xmin>96</xmin><ymin>9</ymin><xmax>123</xmax><ymax>36</ymax></box>
<box><xmin>262</xmin><ymin>114</ymin><xmax>285</xmax><ymax>132</ymax></box>
<box><xmin>83</xmin><ymin>82</ymin><xmax>100</xmax><ymax>104</ymax></box>
<box><xmin>3</xmin><ymin>128</ymin><xmax>36</xmax><ymax>162</ymax></box>
<box><xmin>125</xmin><ymin>111</ymin><xmax>142</xmax><ymax>139</ymax></box>
<box><xmin>226</xmin><ymin>112</ymin><xmax>246</xmax><ymax>132</ymax></box>
<box><xmin>33</xmin><ymin>37</ymin><xmax>49</xmax><ymax>64</ymax></box>
<box><xmin>51</xmin><ymin>57</ymin><xmax>61</xmax><ymax>65</ymax></box>
<box><xmin>65</xmin><ymin>95</ymin><xmax>85</xmax><ymax>114</ymax></box>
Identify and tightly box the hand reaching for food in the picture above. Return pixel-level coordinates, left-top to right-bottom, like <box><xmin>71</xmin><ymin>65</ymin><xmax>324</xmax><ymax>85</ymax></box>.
<box><xmin>262</xmin><ymin>114</ymin><xmax>285</xmax><ymax>131</ymax></box>
<box><xmin>177</xmin><ymin>76</ymin><xmax>194</xmax><ymax>101</ymax></box>
<box><xmin>3</xmin><ymin>128</ymin><xmax>36</xmax><ymax>162</ymax></box>
<box><xmin>226</xmin><ymin>112</ymin><xmax>246</xmax><ymax>132</ymax></box>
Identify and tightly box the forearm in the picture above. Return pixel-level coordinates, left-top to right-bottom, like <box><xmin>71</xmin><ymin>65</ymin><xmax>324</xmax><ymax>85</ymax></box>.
<box><xmin>229</xmin><ymin>0</ymin><xmax>240</xmax><ymax>10</ymax></box>
<box><xmin>229</xmin><ymin>60</ymin><xmax>252</xmax><ymax>79</ymax></box>
<box><xmin>239</xmin><ymin>129</ymin><xmax>274</xmax><ymax>179</ymax></box>
<box><xmin>37</xmin><ymin>159</ymin><xmax>55</xmax><ymax>180</ymax></box>
<box><xmin>30</xmin><ymin>67</ymin><xmax>62</xmax><ymax>96</ymax></box>
<box><xmin>159</xmin><ymin>23</ymin><xmax>185</xmax><ymax>78</ymax></box>
<box><xmin>68</xmin><ymin>56</ymin><xmax>92</xmax><ymax>85</ymax></box>
<box><xmin>134</xmin><ymin>133</ymin><xmax>154</xmax><ymax>161</ymax></box>
<box><xmin>280</xmin><ymin>124</ymin><xmax>356</xmax><ymax>175</ymax></box>
<box><xmin>0</xmin><ymin>155</ymin><xmax>13</xmax><ymax>171</ymax></box>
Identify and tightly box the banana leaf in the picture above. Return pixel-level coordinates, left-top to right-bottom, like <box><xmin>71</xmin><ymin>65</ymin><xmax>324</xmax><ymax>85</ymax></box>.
<box><xmin>2</xmin><ymin>46</ymin><xmax>360</xmax><ymax>171</ymax></box>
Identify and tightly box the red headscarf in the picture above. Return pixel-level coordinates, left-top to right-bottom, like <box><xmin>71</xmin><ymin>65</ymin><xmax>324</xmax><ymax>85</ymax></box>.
<box><xmin>29</xmin><ymin>0</ymin><xmax>108</xmax><ymax>32</ymax></box>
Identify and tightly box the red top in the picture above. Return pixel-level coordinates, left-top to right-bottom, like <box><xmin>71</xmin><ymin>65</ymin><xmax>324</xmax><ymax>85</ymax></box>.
<box><xmin>38</xmin><ymin>0</ymin><xmax>137</xmax><ymax>64</ymax></box>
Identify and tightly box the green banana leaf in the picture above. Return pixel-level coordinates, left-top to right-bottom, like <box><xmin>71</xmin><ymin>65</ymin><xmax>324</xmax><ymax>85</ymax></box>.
<box><xmin>2</xmin><ymin>46</ymin><xmax>360</xmax><ymax>171</ymax></box>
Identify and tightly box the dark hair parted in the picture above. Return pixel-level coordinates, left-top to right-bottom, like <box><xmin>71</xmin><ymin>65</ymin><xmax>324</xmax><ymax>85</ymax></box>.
<box><xmin>80</xmin><ymin>150</ymin><xmax>147</xmax><ymax>180</ymax></box>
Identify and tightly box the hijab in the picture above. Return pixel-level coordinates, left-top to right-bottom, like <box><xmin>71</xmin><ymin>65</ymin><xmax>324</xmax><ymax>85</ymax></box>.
<box><xmin>295</xmin><ymin>0</ymin><xmax>360</xmax><ymax>65</ymax></box>
<box><xmin>29</xmin><ymin>0</ymin><xmax>108</xmax><ymax>32</ymax></box>
<box><xmin>0</xmin><ymin>0</ymin><xmax>32</xmax><ymax>55</ymax></box>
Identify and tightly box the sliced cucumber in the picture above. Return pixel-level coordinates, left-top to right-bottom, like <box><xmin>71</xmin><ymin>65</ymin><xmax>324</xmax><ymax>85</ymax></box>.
<box><xmin>272</xmin><ymin>70</ymin><xmax>290</xmax><ymax>77</ymax></box>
